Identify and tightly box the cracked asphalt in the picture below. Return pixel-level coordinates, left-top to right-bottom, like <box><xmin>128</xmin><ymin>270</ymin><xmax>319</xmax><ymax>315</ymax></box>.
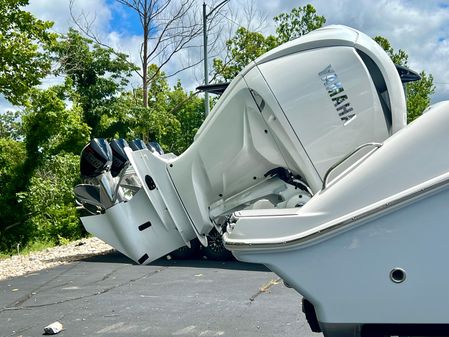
<box><xmin>0</xmin><ymin>251</ymin><xmax>321</xmax><ymax>337</ymax></box>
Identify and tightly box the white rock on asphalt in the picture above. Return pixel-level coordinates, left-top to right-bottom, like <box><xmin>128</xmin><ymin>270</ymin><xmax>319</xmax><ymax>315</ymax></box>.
<box><xmin>44</xmin><ymin>321</ymin><xmax>64</xmax><ymax>335</ymax></box>
<box><xmin>0</xmin><ymin>237</ymin><xmax>114</xmax><ymax>281</ymax></box>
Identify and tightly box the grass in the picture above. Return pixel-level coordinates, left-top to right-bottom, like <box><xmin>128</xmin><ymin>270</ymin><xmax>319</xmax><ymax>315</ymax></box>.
<box><xmin>0</xmin><ymin>252</ymin><xmax>10</xmax><ymax>260</ymax></box>
<box><xmin>20</xmin><ymin>240</ymin><xmax>57</xmax><ymax>255</ymax></box>
<box><xmin>0</xmin><ymin>240</ymin><xmax>57</xmax><ymax>260</ymax></box>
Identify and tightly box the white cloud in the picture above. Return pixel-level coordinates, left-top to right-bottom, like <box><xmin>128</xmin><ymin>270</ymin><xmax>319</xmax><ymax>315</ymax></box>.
<box><xmin>0</xmin><ymin>97</ymin><xmax>16</xmax><ymax>115</ymax></box>
<box><xmin>27</xmin><ymin>0</ymin><xmax>112</xmax><ymax>34</ymax></box>
<box><xmin>298</xmin><ymin>0</ymin><xmax>449</xmax><ymax>101</ymax></box>
<box><xmin>3</xmin><ymin>0</ymin><xmax>448</xmax><ymax>112</ymax></box>
<box><xmin>226</xmin><ymin>0</ymin><xmax>449</xmax><ymax>102</ymax></box>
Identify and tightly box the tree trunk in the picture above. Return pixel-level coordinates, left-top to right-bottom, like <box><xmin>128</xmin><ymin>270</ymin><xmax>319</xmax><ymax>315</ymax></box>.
<box><xmin>142</xmin><ymin>0</ymin><xmax>149</xmax><ymax>108</ymax></box>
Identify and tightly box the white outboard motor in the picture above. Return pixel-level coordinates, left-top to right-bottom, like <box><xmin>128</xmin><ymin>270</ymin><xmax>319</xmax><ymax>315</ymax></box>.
<box><xmin>78</xmin><ymin>25</ymin><xmax>407</xmax><ymax>266</ymax></box>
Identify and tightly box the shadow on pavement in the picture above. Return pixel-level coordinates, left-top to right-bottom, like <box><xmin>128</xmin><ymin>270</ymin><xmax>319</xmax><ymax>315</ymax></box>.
<box><xmin>81</xmin><ymin>250</ymin><xmax>269</xmax><ymax>272</ymax></box>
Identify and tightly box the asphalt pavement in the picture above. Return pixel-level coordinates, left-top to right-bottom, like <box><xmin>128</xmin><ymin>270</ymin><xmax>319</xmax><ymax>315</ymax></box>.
<box><xmin>0</xmin><ymin>251</ymin><xmax>321</xmax><ymax>337</ymax></box>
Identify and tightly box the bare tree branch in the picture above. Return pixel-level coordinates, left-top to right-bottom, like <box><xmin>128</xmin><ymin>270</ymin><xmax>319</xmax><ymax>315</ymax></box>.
<box><xmin>69</xmin><ymin>0</ymin><xmax>236</xmax><ymax>107</ymax></box>
<box><xmin>116</xmin><ymin>0</ymin><xmax>203</xmax><ymax>107</ymax></box>
<box><xmin>69</xmin><ymin>0</ymin><xmax>139</xmax><ymax>77</ymax></box>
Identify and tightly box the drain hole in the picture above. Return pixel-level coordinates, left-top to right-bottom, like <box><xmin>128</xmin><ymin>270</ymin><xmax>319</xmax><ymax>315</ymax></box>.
<box><xmin>390</xmin><ymin>268</ymin><xmax>406</xmax><ymax>283</ymax></box>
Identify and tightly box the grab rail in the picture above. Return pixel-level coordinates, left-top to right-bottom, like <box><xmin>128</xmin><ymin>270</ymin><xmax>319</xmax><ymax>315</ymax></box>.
<box><xmin>322</xmin><ymin>142</ymin><xmax>383</xmax><ymax>190</ymax></box>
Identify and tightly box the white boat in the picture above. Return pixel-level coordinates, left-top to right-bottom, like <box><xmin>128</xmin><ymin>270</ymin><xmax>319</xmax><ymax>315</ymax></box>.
<box><xmin>224</xmin><ymin>100</ymin><xmax>449</xmax><ymax>336</ymax></box>
<box><xmin>75</xmin><ymin>25</ymin><xmax>449</xmax><ymax>335</ymax></box>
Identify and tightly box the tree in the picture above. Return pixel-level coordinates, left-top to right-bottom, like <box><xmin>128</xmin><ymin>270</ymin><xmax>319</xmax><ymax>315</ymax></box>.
<box><xmin>72</xmin><ymin>0</ymin><xmax>204</xmax><ymax>108</ymax></box>
<box><xmin>22</xmin><ymin>84</ymin><xmax>90</xmax><ymax>163</ymax></box>
<box><xmin>405</xmin><ymin>71</ymin><xmax>434</xmax><ymax>122</ymax></box>
<box><xmin>213</xmin><ymin>5</ymin><xmax>325</xmax><ymax>81</ymax></box>
<box><xmin>213</xmin><ymin>28</ymin><xmax>278</xmax><ymax>81</ymax></box>
<box><xmin>107</xmin><ymin>64</ymin><xmax>204</xmax><ymax>154</ymax></box>
<box><xmin>0</xmin><ymin>138</ymin><xmax>27</xmax><ymax>251</ymax></box>
<box><xmin>274</xmin><ymin>4</ymin><xmax>326</xmax><ymax>44</ymax></box>
<box><xmin>0</xmin><ymin>0</ymin><xmax>57</xmax><ymax>105</ymax></box>
<box><xmin>374</xmin><ymin>36</ymin><xmax>435</xmax><ymax>122</ymax></box>
<box><xmin>17</xmin><ymin>153</ymin><xmax>83</xmax><ymax>245</ymax></box>
<box><xmin>167</xmin><ymin>81</ymin><xmax>205</xmax><ymax>154</ymax></box>
<box><xmin>96</xmin><ymin>90</ymin><xmax>144</xmax><ymax>139</ymax></box>
<box><xmin>0</xmin><ymin>83</ymin><xmax>91</xmax><ymax>252</ymax></box>
<box><xmin>374</xmin><ymin>36</ymin><xmax>408</xmax><ymax>66</ymax></box>
<box><xmin>129</xmin><ymin>65</ymin><xmax>182</xmax><ymax>147</ymax></box>
<box><xmin>52</xmin><ymin>29</ymin><xmax>137</xmax><ymax>136</ymax></box>
<box><xmin>0</xmin><ymin>110</ymin><xmax>22</xmax><ymax>140</ymax></box>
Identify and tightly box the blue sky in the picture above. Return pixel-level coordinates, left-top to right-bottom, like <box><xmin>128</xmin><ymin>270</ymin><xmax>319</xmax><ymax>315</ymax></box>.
<box><xmin>105</xmin><ymin>0</ymin><xmax>143</xmax><ymax>36</ymax></box>
<box><xmin>1</xmin><ymin>0</ymin><xmax>449</xmax><ymax>113</ymax></box>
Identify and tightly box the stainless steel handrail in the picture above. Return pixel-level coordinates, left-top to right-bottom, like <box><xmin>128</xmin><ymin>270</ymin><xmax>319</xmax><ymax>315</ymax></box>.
<box><xmin>322</xmin><ymin>142</ymin><xmax>383</xmax><ymax>190</ymax></box>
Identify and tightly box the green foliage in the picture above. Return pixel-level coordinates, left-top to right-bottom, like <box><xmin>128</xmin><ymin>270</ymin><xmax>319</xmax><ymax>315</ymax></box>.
<box><xmin>0</xmin><ymin>138</ymin><xmax>27</xmax><ymax>252</ymax></box>
<box><xmin>213</xmin><ymin>4</ymin><xmax>325</xmax><ymax>81</ymax></box>
<box><xmin>0</xmin><ymin>110</ymin><xmax>22</xmax><ymax>140</ymax></box>
<box><xmin>52</xmin><ymin>29</ymin><xmax>137</xmax><ymax>136</ymax></box>
<box><xmin>0</xmin><ymin>84</ymin><xmax>90</xmax><ymax>252</ymax></box>
<box><xmin>0</xmin><ymin>0</ymin><xmax>57</xmax><ymax>105</ymax></box>
<box><xmin>213</xmin><ymin>28</ymin><xmax>278</xmax><ymax>81</ymax></box>
<box><xmin>97</xmin><ymin>90</ymin><xmax>143</xmax><ymax>139</ymax></box>
<box><xmin>17</xmin><ymin>153</ymin><xmax>83</xmax><ymax>245</ymax></box>
<box><xmin>406</xmin><ymin>71</ymin><xmax>435</xmax><ymax>122</ymax></box>
<box><xmin>374</xmin><ymin>36</ymin><xmax>435</xmax><ymax>122</ymax></box>
<box><xmin>373</xmin><ymin>36</ymin><xmax>408</xmax><ymax>66</ymax></box>
<box><xmin>127</xmin><ymin>67</ymin><xmax>205</xmax><ymax>154</ymax></box>
<box><xmin>22</xmin><ymin>85</ymin><xmax>90</xmax><ymax>163</ymax></box>
<box><xmin>167</xmin><ymin>82</ymin><xmax>205</xmax><ymax>154</ymax></box>
<box><xmin>129</xmin><ymin>65</ymin><xmax>178</xmax><ymax>145</ymax></box>
<box><xmin>0</xmin><ymin>0</ymin><xmax>59</xmax><ymax>252</ymax></box>
<box><xmin>19</xmin><ymin>240</ymin><xmax>57</xmax><ymax>255</ymax></box>
<box><xmin>274</xmin><ymin>4</ymin><xmax>326</xmax><ymax>44</ymax></box>
<box><xmin>0</xmin><ymin>239</ymin><xmax>58</xmax><ymax>258</ymax></box>
<box><xmin>0</xmin><ymin>4</ymin><xmax>95</xmax><ymax>253</ymax></box>
<box><xmin>0</xmin><ymin>138</ymin><xmax>26</xmax><ymax>204</ymax></box>
<box><xmin>0</xmin><ymin>114</ymin><xmax>87</xmax><ymax>252</ymax></box>
<box><xmin>144</xmin><ymin>109</ymin><xmax>182</xmax><ymax>151</ymax></box>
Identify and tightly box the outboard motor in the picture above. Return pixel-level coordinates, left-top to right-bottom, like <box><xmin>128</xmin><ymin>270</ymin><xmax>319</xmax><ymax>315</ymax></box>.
<box><xmin>80</xmin><ymin>138</ymin><xmax>112</xmax><ymax>178</ymax></box>
<box><xmin>148</xmin><ymin>141</ymin><xmax>164</xmax><ymax>155</ymax></box>
<box><xmin>129</xmin><ymin>139</ymin><xmax>147</xmax><ymax>151</ymax></box>
<box><xmin>77</xmin><ymin>138</ymin><xmax>116</xmax><ymax>210</ymax></box>
<box><xmin>110</xmin><ymin>138</ymin><xmax>129</xmax><ymax>177</ymax></box>
<box><xmin>78</xmin><ymin>25</ymin><xmax>410</xmax><ymax>264</ymax></box>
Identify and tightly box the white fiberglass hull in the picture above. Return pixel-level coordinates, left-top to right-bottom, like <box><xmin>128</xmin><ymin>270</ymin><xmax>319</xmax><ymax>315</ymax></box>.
<box><xmin>224</xmin><ymin>102</ymin><xmax>449</xmax><ymax>336</ymax></box>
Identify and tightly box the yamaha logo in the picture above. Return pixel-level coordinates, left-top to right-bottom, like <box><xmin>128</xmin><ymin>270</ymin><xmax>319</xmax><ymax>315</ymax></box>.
<box><xmin>319</xmin><ymin>64</ymin><xmax>356</xmax><ymax>124</ymax></box>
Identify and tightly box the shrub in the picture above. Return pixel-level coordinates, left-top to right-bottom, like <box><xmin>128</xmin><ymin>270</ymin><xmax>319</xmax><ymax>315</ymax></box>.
<box><xmin>18</xmin><ymin>152</ymin><xmax>84</xmax><ymax>244</ymax></box>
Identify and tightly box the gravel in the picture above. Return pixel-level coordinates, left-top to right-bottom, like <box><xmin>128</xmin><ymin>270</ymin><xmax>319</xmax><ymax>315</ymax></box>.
<box><xmin>0</xmin><ymin>237</ymin><xmax>114</xmax><ymax>281</ymax></box>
